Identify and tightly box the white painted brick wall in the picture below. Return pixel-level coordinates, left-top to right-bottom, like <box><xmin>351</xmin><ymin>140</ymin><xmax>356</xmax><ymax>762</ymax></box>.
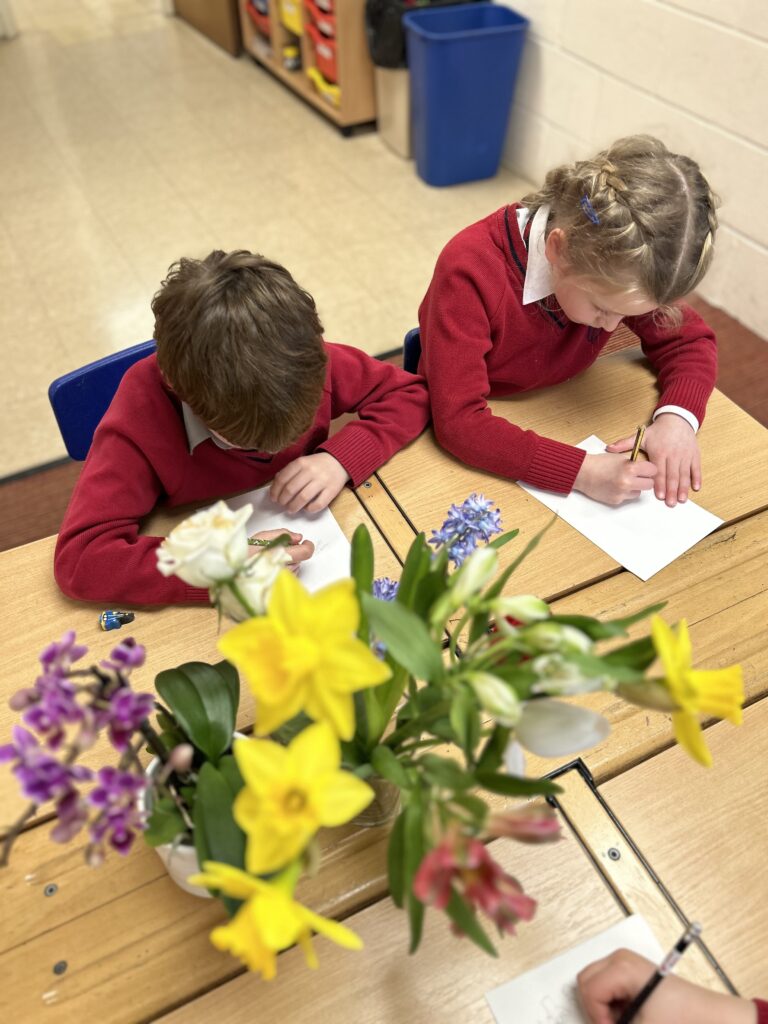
<box><xmin>500</xmin><ymin>0</ymin><xmax>768</xmax><ymax>339</ymax></box>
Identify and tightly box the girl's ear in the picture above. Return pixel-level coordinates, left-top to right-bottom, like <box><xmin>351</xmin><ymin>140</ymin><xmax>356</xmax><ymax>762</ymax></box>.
<box><xmin>544</xmin><ymin>227</ymin><xmax>568</xmax><ymax>269</ymax></box>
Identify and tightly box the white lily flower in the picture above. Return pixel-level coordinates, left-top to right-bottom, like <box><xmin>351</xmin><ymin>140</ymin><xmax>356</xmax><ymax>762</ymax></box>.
<box><xmin>451</xmin><ymin>547</ymin><xmax>498</xmax><ymax>605</ymax></box>
<box><xmin>514</xmin><ymin>699</ymin><xmax>610</xmax><ymax>757</ymax></box>
<box><xmin>521</xmin><ymin>621</ymin><xmax>594</xmax><ymax>655</ymax></box>
<box><xmin>156</xmin><ymin>500</ymin><xmax>253</xmax><ymax>587</ymax></box>
<box><xmin>465</xmin><ymin>671</ymin><xmax>521</xmax><ymax>727</ymax></box>
<box><xmin>492</xmin><ymin>595</ymin><xmax>550</xmax><ymax>624</ymax></box>
<box><xmin>503</xmin><ymin>739</ymin><xmax>526</xmax><ymax>776</ymax></box>
<box><xmin>530</xmin><ymin>654</ymin><xmax>608</xmax><ymax>696</ymax></box>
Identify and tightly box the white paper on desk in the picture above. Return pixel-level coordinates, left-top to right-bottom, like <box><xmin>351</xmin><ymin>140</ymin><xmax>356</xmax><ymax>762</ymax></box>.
<box><xmin>519</xmin><ymin>436</ymin><xmax>723</xmax><ymax>580</ymax></box>
<box><xmin>226</xmin><ymin>487</ymin><xmax>351</xmax><ymax>592</ymax></box>
<box><xmin>485</xmin><ymin>914</ymin><xmax>665</xmax><ymax>1024</ymax></box>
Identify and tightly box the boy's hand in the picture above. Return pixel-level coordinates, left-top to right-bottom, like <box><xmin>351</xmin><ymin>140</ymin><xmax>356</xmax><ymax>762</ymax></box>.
<box><xmin>573</xmin><ymin>452</ymin><xmax>657</xmax><ymax>506</ymax></box>
<box><xmin>249</xmin><ymin>529</ymin><xmax>314</xmax><ymax>573</ymax></box>
<box><xmin>577</xmin><ymin>949</ymin><xmax>757</xmax><ymax>1024</ymax></box>
<box><xmin>269</xmin><ymin>453</ymin><xmax>350</xmax><ymax>514</ymax></box>
<box><xmin>606</xmin><ymin>415</ymin><xmax>700</xmax><ymax>507</ymax></box>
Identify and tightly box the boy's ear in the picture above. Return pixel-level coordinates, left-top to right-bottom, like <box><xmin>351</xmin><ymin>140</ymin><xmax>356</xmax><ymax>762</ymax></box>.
<box><xmin>544</xmin><ymin>227</ymin><xmax>567</xmax><ymax>269</ymax></box>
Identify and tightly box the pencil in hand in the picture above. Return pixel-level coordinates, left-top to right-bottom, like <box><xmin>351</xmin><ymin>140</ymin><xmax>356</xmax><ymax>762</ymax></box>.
<box><xmin>629</xmin><ymin>424</ymin><xmax>646</xmax><ymax>463</ymax></box>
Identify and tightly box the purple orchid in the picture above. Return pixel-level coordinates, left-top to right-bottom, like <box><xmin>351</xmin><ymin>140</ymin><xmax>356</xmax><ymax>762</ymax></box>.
<box><xmin>102</xmin><ymin>689</ymin><xmax>155</xmax><ymax>752</ymax></box>
<box><xmin>100</xmin><ymin>637</ymin><xmax>146</xmax><ymax>674</ymax></box>
<box><xmin>88</xmin><ymin>767</ymin><xmax>147</xmax><ymax>855</ymax></box>
<box><xmin>0</xmin><ymin>726</ymin><xmax>93</xmax><ymax>804</ymax></box>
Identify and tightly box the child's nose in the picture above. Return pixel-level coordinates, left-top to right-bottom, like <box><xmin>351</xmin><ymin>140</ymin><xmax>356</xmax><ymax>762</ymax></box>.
<box><xmin>602</xmin><ymin>314</ymin><xmax>623</xmax><ymax>332</ymax></box>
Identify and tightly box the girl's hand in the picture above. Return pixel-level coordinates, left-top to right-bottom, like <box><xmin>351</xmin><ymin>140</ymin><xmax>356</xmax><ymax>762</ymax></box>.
<box><xmin>577</xmin><ymin>949</ymin><xmax>757</xmax><ymax>1024</ymax></box>
<box><xmin>573</xmin><ymin>452</ymin><xmax>657</xmax><ymax>506</ymax></box>
<box><xmin>249</xmin><ymin>530</ymin><xmax>315</xmax><ymax>572</ymax></box>
<box><xmin>269</xmin><ymin>452</ymin><xmax>350</xmax><ymax>514</ymax></box>
<box><xmin>606</xmin><ymin>415</ymin><xmax>700</xmax><ymax>507</ymax></box>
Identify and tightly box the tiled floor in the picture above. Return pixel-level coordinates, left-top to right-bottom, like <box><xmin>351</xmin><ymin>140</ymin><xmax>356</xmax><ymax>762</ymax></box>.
<box><xmin>0</xmin><ymin>0</ymin><xmax>531</xmax><ymax>477</ymax></box>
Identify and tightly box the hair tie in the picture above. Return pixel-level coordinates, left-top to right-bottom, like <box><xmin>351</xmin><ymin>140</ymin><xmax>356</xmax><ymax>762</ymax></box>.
<box><xmin>580</xmin><ymin>195</ymin><xmax>600</xmax><ymax>225</ymax></box>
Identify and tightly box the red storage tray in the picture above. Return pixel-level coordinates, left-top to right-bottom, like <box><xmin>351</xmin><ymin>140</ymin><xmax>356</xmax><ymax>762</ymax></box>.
<box><xmin>306</xmin><ymin>21</ymin><xmax>338</xmax><ymax>83</ymax></box>
<box><xmin>246</xmin><ymin>0</ymin><xmax>271</xmax><ymax>37</ymax></box>
<box><xmin>304</xmin><ymin>0</ymin><xmax>336</xmax><ymax>37</ymax></box>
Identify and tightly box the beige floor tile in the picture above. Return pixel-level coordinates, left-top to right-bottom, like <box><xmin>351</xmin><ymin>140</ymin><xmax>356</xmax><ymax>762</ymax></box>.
<box><xmin>1</xmin><ymin>0</ymin><xmax>533</xmax><ymax>475</ymax></box>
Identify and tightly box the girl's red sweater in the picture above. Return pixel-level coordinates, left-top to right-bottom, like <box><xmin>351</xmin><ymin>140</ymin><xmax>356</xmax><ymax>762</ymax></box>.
<box><xmin>418</xmin><ymin>203</ymin><xmax>717</xmax><ymax>493</ymax></box>
<box><xmin>54</xmin><ymin>344</ymin><xmax>429</xmax><ymax>606</ymax></box>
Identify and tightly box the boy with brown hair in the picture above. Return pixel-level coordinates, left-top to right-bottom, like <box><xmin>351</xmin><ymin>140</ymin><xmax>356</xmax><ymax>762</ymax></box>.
<box><xmin>54</xmin><ymin>250</ymin><xmax>430</xmax><ymax>606</ymax></box>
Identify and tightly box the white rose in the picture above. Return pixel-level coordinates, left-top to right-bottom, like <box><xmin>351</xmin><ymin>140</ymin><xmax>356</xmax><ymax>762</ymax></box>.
<box><xmin>156</xmin><ymin>501</ymin><xmax>253</xmax><ymax>587</ymax></box>
<box><xmin>215</xmin><ymin>547</ymin><xmax>290</xmax><ymax>621</ymax></box>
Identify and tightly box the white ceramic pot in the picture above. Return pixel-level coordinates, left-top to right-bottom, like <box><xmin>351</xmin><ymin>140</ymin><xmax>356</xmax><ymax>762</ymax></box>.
<box><xmin>138</xmin><ymin>759</ymin><xmax>211</xmax><ymax>899</ymax></box>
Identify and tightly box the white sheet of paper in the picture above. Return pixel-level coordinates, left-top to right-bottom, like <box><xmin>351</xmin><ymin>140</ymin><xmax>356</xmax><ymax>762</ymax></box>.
<box><xmin>485</xmin><ymin>914</ymin><xmax>665</xmax><ymax>1024</ymax></box>
<box><xmin>519</xmin><ymin>436</ymin><xmax>723</xmax><ymax>580</ymax></box>
<box><xmin>226</xmin><ymin>487</ymin><xmax>352</xmax><ymax>592</ymax></box>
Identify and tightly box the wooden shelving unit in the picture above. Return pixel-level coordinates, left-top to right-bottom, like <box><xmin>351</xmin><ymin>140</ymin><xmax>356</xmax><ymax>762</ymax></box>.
<box><xmin>238</xmin><ymin>0</ymin><xmax>376</xmax><ymax>133</ymax></box>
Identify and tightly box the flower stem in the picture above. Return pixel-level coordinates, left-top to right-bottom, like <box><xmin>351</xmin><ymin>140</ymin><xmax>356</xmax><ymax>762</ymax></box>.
<box><xmin>224</xmin><ymin>580</ymin><xmax>258</xmax><ymax>619</ymax></box>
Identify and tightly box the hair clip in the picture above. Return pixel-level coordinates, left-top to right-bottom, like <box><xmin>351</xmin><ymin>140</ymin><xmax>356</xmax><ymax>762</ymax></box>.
<box><xmin>580</xmin><ymin>195</ymin><xmax>600</xmax><ymax>225</ymax></box>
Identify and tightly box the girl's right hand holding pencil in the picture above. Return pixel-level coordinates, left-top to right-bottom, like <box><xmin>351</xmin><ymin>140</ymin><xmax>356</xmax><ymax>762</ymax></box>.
<box><xmin>573</xmin><ymin>453</ymin><xmax>658</xmax><ymax>506</ymax></box>
<box><xmin>577</xmin><ymin>949</ymin><xmax>757</xmax><ymax>1024</ymax></box>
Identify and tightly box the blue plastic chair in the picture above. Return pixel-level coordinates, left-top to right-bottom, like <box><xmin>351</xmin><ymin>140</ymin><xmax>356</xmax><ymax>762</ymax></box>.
<box><xmin>48</xmin><ymin>340</ymin><xmax>157</xmax><ymax>460</ymax></box>
<box><xmin>403</xmin><ymin>327</ymin><xmax>421</xmax><ymax>373</ymax></box>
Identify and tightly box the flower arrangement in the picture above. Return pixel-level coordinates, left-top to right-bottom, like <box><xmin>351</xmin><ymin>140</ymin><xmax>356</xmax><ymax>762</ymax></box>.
<box><xmin>0</xmin><ymin>495</ymin><xmax>744</xmax><ymax>979</ymax></box>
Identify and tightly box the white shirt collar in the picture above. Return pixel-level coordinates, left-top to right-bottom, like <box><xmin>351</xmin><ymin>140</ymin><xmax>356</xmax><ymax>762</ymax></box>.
<box><xmin>519</xmin><ymin>203</ymin><xmax>555</xmax><ymax>306</ymax></box>
<box><xmin>181</xmin><ymin>402</ymin><xmax>233</xmax><ymax>453</ymax></box>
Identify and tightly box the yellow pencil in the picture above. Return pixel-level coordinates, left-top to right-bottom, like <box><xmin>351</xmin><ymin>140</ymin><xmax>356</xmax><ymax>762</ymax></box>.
<box><xmin>630</xmin><ymin>424</ymin><xmax>646</xmax><ymax>462</ymax></box>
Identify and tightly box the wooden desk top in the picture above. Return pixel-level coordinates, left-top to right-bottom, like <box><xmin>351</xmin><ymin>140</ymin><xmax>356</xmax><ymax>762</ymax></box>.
<box><xmin>601</xmin><ymin>699</ymin><xmax>768</xmax><ymax>996</ymax></box>
<box><xmin>0</xmin><ymin>488</ymin><xmax>401</xmax><ymax>828</ymax></box>
<box><xmin>153</xmin><ymin>768</ymin><xmax>727</xmax><ymax>1024</ymax></box>
<box><xmin>0</xmin><ymin>768</ymin><xmax>726</xmax><ymax>1023</ymax></box>
<box><xmin>372</xmin><ymin>351</ymin><xmax>768</xmax><ymax>600</ymax></box>
<box><xmin>525</xmin><ymin>508</ymin><xmax>768</xmax><ymax>783</ymax></box>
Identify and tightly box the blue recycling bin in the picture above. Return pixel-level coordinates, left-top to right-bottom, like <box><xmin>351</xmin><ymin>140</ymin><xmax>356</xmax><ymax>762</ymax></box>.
<box><xmin>403</xmin><ymin>3</ymin><xmax>528</xmax><ymax>187</ymax></box>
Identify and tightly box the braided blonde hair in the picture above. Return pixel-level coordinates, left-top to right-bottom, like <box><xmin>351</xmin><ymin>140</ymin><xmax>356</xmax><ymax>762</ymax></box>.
<box><xmin>521</xmin><ymin>135</ymin><xmax>719</xmax><ymax>320</ymax></box>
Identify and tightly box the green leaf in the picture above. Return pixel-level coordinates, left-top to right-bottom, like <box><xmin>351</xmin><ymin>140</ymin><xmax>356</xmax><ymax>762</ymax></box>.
<box><xmin>361</xmin><ymin>593</ymin><xmax>444</xmax><ymax>682</ymax></box>
<box><xmin>567</xmin><ymin>652</ymin><xmax>646</xmax><ymax>684</ymax></box>
<box><xmin>488</xmin><ymin>528</ymin><xmax>520</xmax><ymax>550</ymax></box>
<box><xmin>271</xmin><ymin>711</ymin><xmax>313</xmax><ymax>747</ymax></box>
<box><xmin>413</xmin><ymin>569</ymin><xmax>450</xmax><ymax>621</ymax></box>
<box><xmin>193</xmin><ymin>762</ymin><xmax>247</xmax><ymax>915</ymax></box>
<box><xmin>603</xmin><ymin>636</ymin><xmax>658</xmax><ymax>671</ymax></box>
<box><xmin>144</xmin><ymin>797</ymin><xmax>187</xmax><ymax>847</ymax></box>
<box><xmin>387</xmin><ymin>810</ymin><xmax>407</xmax><ymax>908</ymax></box>
<box><xmin>445</xmin><ymin>890</ymin><xmax>497</xmax><ymax>956</ymax></box>
<box><xmin>609</xmin><ymin>601</ymin><xmax>667</xmax><ymax>631</ymax></box>
<box><xmin>351</xmin><ymin>524</ymin><xmax>374</xmax><ymax>644</ymax></box>
<box><xmin>485</xmin><ymin>517</ymin><xmax>557</xmax><ymax>600</ymax></box>
<box><xmin>475</xmin><ymin>770</ymin><xmax>561</xmax><ymax>797</ymax></box>
<box><xmin>403</xmin><ymin>795</ymin><xmax>426</xmax><ymax>954</ymax></box>
<box><xmin>421</xmin><ymin>754</ymin><xmax>473</xmax><ymax>790</ymax></box>
<box><xmin>428</xmin><ymin>717</ymin><xmax>457</xmax><ymax>743</ymax></box>
<box><xmin>548</xmin><ymin>613</ymin><xmax>629</xmax><ymax>640</ymax></box>
<box><xmin>449</xmin><ymin>792</ymin><xmax>489</xmax><ymax>823</ymax></box>
<box><xmin>467</xmin><ymin>609</ymin><xmax>491</xmax><ymax>646</ymax></box>
<box><xmin>371</xmin><ymin>745</ymin><xmax>411</xmax><ymax>789</ymax></box>
<box><xmin>484</xmin><ymin>663</ymin><xmax>538</xmax><ymax>700</ymax></box>
<box><xmin>397</xmin><ymin>534</ymin><xmax>433</xmax><ymax>610</ymax></box>
<box><xmin>218</xmin><ymin>754</ymin><xmax>244</xmax><ymax>797</ymax></box>
<box><xmin>475</xmin><ymin>725</ymin><xmax>511</xmax><ymax>774</ymax></box>
<box><xmin>351</xmin><ymin>523</ymin><xmax>374</xmax><ymax>592</ymax></box>
<box><xmin>155</xmin><ymin>661</ymin><xmax>239</xmax><ymax>764</ymax></box>
<box><xmin>449</xmin><ymin>687</ymin><xmax>480</xmax><ymax>758</ymax></box>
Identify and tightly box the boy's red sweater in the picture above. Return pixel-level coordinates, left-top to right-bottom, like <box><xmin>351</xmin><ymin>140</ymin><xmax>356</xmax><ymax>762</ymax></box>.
<box><xmin>54</xmin><ymin>343</ymin><xmax>429</xmax><ymax>606</ymax></box>
<box><xmin>418</xmin><ymin>203</ymin><xmax>718</xmax><ymax>493</ymax></box>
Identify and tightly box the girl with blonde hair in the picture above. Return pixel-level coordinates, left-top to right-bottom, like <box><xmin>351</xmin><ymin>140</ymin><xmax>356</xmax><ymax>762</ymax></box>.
<box><xmin>418</xmin><ymin>135</ymin><xmax>719</xmax><ymax>506</ymax></box>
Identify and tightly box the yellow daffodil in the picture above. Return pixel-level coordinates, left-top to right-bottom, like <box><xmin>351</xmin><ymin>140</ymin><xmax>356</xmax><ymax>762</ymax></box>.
<box><xmin>188</xmin><ymin>861</ymin><xmax>363</xmax><ymax>978</ymax></box>
<box><xmin>651</xmin><ymin>615</ymin><xmax>744</xmax><ymax>767</ymax></box>
<box><xmin>233</xmin><ymin>722</ymin><xmax>374</xmax><ymax>874</ymax></box>
<box><xmin>218</xmin><ymin>571</ymin><xmax>391</xmax><ymax>739</ymax></box>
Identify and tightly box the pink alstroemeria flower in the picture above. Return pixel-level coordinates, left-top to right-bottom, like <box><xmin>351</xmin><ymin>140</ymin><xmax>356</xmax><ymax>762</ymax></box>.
<box><xmin>413</xmin><ymin>835</ymin><xmax>537</xmax><ymax>936</ymax></box>
<box><xmin>485</xmin><ymin>805</ymin><xmax>562</xmax><ymax>844</ymax></box>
